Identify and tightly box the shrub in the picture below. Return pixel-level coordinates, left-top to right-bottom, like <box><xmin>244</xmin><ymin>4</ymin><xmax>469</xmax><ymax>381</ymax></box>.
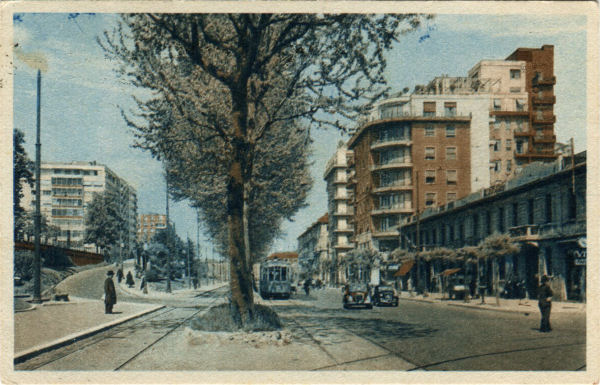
<box><xmin>14</xmin><ymin>250</ymin><xmax>35</xmax><ymax>280</ymax></box>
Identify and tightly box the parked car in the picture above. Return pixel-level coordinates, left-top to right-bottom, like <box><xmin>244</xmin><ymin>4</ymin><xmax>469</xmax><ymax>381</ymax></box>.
<box><xmin>448</xmin><ymin>274</ymin><xmax>468</xmax><ymax>300</ymax></box>
<box><xmin>373</xmin><ymin>285</ymin><xmax>399</xmax><ymax>307</ymax></box>
<box><xmin>343</xmin><ymin>282</ymin><xmax>373</xmax><ymax>309</ymax></box>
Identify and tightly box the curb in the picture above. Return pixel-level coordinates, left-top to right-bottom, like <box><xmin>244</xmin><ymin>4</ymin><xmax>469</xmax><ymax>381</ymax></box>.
<box><xmin>14</xmin><ymin>304</ymin><xmax>165</xmax><ymax>364</ymax></box>
<box><xmin>399</xmin><ymin>296</ymin><xmax>584</xmax><ymax>315</ymax></box>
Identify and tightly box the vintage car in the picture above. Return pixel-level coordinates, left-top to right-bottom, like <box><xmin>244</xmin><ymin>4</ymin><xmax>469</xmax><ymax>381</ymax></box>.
<box><xmin>372</xmin><ymin>285</ymin><xmax>399</xmax><ymax>307</ymax></box>
<box><xmin>448</xmin><ymin>274</ymin><xmax>468</xmax><ymax>300</ymax></box>
<box><xmin>343</xmin><ymin>282</ymin><xmax>373</xmax><ymax>309</ymax></box>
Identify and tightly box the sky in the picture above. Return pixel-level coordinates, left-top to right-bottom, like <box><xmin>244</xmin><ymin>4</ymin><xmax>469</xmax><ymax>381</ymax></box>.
<box><xmin>12</xmin><ymin>13</ymin><xmax>588</xmax><ymax>257</ymax></box>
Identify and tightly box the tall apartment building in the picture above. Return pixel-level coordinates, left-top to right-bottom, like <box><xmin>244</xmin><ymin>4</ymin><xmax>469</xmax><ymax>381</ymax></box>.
<box><xmin>22</xmin><ymin>161</ymin><xmax>137</xmax><ymax>252</ymax></box>
<box><xmin>138</xmin><ymin>213</ymin><xmax>167</xmax><ymax>243</ymax></box>
<box><xmin>420</xmin><ymin>45</ymin><xmax>557</xmax><ymax>185</ymax></box>
<box><xmin>323</xmin><ymin>144</ymin><xmax>354</xmax><ymax>283</ymax></box>
<box><xmin>296</xmin><ymin>213</ymin><xmax>330</xmax><ymax>282</ymax></box>
<box><xmin>348</xmin><ymin>93</ymin><xmax>489</xmax><ymax>251</ymax></box>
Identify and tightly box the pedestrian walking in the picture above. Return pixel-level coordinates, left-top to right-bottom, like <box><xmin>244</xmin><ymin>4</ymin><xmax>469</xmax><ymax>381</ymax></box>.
<box><xmin>303</xmin><ymin>279</ymin><xmax>311</xmax><ymax>296</ymax></box>
<box><xmin>116</xmin><ymin>268</ymin><xmax>124</xmax><ymax>283</ymax></box>
<box><xmin>126</xmin><ymin>271</ymin><xmax>135</xmax><ymax>288</ymax></box>
<box><xmin>538</xmin><ymin>275</ymin><xmax>553</xmax><ymax>332</ymax></box>
<box><xmin>104</xmin><ymin>270</ymin><xmax>117</xmax><ymax>314</ymax></box>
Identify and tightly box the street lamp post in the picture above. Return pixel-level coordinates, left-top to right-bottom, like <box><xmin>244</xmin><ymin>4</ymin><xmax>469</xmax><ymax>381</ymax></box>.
<box><xmin>32</xmin><ymin>70</ymin><xmax>42</xmax><ymax>303</ymax></box>
<box><xmin>165</xmin><ymin>173</ymin><xmax>172</xmax><ymax>293</ymax></box>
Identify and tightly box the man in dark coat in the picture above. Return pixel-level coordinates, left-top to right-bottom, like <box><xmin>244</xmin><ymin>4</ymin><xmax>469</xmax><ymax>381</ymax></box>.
<box><xmin>104</xmin><ymin>270</ymin><xmax>117</xmax><ymax>314</ymax></box>
<box><xmin>538</xmin><ymin>275</ymin><xmax>553</xmax><ymax>332</ymax></box>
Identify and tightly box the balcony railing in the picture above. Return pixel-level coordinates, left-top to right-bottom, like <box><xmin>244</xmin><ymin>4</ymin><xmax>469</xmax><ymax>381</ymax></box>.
<box><xmin>371</xmin><ymin>207</ymin><xmax>413</xmax><ymax>215</ymax></box>
<box><xmin>532</xmin><ymin>115</ymin><xmax>556</xmax><ymax>124</ymax></box>
<box><xmin>532</xmin><ymin>95</ymin><xmax>556</xmax><ymax>104</ymax></box>
<box><xmin>532</xmin><ymin>76</ymin><xmax>556</xmax><ymax>86</ymax></box>
<box><xmin>370</xmin><ymin>161</ymin><xmax>413</xmax><ymax>171</ymax></box>
<box><xmin>508</xmin><ymin>224</ymin><xmax>540</xmax><ymax>240</ymax></box>
<box><xmin>373</xmin><ymin>184</ymin><xmax>413</xmax><ymax>194</ymax></box>
<box><xmin>370</xmin><ymin>138</ymin><xmax>411</xmax><ymax>150</ymax></box>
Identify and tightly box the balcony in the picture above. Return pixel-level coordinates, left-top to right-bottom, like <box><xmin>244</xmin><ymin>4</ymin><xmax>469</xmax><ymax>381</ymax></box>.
<box><xmin>373</xmin><ymin>230</ymin><xmax>401</xmax><ymax>239</ymax></box>
<box><xmin>533</xmin><ymin>134</ymin><xmax>556</xmax><ymax>143</ymax></box>
<box><xmin>334</xmin><ymin>243</ymin><xmax>354</xmax><ymax>250</ymax></box>
<box><xmin>508</xmin><ymin>224</ymin><xmax>540</xmax><ymax>241</ymax></box>
<box><xmin>332</xmin><ymin>178</ymin><xmax>347</xmax><ymax>185</ymax></box>
<box><xmin>513</xmin><ymin>130</ymin><xmax>533</xmax><ymax>137</ymax></box>
<box><xmin>334</xmin><ymin>227</ymin><xmax>354</xmax><ymax>234</ymax></box>
<box><xmin>334</xmin><ymin>209</ymin><xmax>354</xmax><ymax>216</ymax></box>
<box><xmin>532</xmin><ymin>76</ymin><xmax>556</xmax><ymax>86</ymax></box>
<box><xmin>370</xmin><ymin>161</ymin><xmax>413</xmax><ymax>172</ymax></box>
<box><xmin>334</xmin><ymin>193</ymin><xmax>349</xmax><ymax>200</ymax></box>
<box><xmin>532</xmin><ymin>115</ymin><xmax>556</xmax><ymax>124</ymax></box>
<box><xmin>490</xmin><ymin>110</ymin><xmax>529</xmax><ymax>117</ymax></box>
<box><xmin>372</xmin><ymin>185</ymin><xmax>413</xmax><ymax>194</ymax></box>
<box><xmin>370</xmin><ymin>138</ymin><xmax>411</xmax><ymax>151</ymax></box>
<box><xmin>371</xmin><ymin>207</ymin><xmax>413</xmax><ymax>216</ymax></box>
<box><xmin>532</xmin><ymin>95</ymin><xmax>556</xmax><ymax>105</ymax></box>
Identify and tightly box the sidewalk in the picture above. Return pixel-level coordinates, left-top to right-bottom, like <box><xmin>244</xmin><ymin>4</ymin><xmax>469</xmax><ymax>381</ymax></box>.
<box><xmin>14</xmin><ymin>298</ymin><xmax>164</xmax><ymax>361</ymax></box>
<box><xmin>396</xmin><ymin>290</ymin><xmax>586</xmax><ymax>314</ymax></box>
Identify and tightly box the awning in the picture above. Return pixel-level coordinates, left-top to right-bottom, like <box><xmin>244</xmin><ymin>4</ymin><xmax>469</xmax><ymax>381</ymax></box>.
<box><xmin>441</xmin><ymin>268</ymin><xmax>461</xmax><ymax>277</ymax></box>
<box><xmin>394</xmin><ymin>260</ymin><xmax>415</xmax><ymax>277</ymax></box>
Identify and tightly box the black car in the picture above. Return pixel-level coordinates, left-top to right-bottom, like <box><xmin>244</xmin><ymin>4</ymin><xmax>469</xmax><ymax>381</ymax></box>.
<box><xmin>372</xmin><ymin>285</ymin><xmax>399</xmax><ymax>307</ymax></box>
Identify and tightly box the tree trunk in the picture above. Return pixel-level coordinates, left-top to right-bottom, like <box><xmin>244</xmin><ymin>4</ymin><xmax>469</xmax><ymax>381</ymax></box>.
<box><xmin>227</xmin><ymin>91</ymin><xmax>254</xmax><ymax>326</ymax></box>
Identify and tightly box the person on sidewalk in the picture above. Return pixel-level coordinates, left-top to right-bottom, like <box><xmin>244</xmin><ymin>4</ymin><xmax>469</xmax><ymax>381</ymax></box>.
<box><xmin>104</xmin><ymin>270</ymin><xmax>117</xmax><ymax>314</ymax></box>
<box><xmin>538</xmin><ymin>275</ymin><xmax>553</xmax><ymax>332</ymax></box>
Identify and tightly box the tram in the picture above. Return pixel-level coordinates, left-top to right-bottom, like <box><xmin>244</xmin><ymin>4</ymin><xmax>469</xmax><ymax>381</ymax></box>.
<box><xmin>259</xmin><ymin>258</ymin><xmax>293</xmax><ymax>299</ymax></box>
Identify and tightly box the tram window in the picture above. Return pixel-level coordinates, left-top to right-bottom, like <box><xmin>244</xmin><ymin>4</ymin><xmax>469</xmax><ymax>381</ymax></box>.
<box><xmin>269</xmin><ymin>270</ymin><xmax>274</xmax><ymax>281</ymax></box>
<box><xmin>281</xmin><ymin>268</ymin><xmax>287</xmax><ymax>281</ymax></box>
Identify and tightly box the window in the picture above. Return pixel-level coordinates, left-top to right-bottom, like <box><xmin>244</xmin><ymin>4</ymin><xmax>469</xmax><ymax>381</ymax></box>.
<box><xmin>445</xmin><ymin>125</ymin><xmax>456</xmax><ymax>137</ymax></box>
<box><xmin>498</xmin><ymin>207</ymin><xmax>505</xmax><ymax>233</ymax></box>
<box><xmin>425</xmin><ymin>147</ymin><xmax>435</xmax><ymax>160</ymax></box>
<box><xmin>485</xmin><ymin>211</ymin><xmax>491</xmax><ymax>235</ymax></box>
<box><xmin>447</xmin><ymin>192</ymin><xmax>457</xmax><ymax>202</ymax></box>
<box><xmin>491</xmin><ymin>161</ymin><xmax>501</xmax><ymax>172</ymax></box>
<box><xmin>545</xmin><ymin>194</ymin><xmax>552</xmax><ymax>223</ymax></box>
<box><xmin>444</xmin><ymin>102</ymin><xmax>457</xmax><ymax>117</ymax></box>
<box><xmin>446</xmin><ymin>170</ymin><xmax>457</xmax><ymax>185</ymax></box>
<box><xmin>512</xmin><ymin>202</ymin><xmax>519</xmax><ymax>226</ymax></box>
<box><xmin>446</xmin><ymin>146</ymin><xmax>457</xmax><ymax>160</ymax></box>
<box><xmin>506</xmin><ymin>139</ymin><xmax>512</xmax><ymax>151</ymax></box>
<box><xmin>510</xmin><ymin>69</ymin><xmax>521</xmax><ymax>79</ymax></box>
<box><xmin>528</xmin><ymin>198</ymin><xmax>534</xmax><ymax>224</ymax></box>
<box><xmin>510</xmin><ymin>87</ymin><xmax>521</xmax><ymax>93</ymax></box>
<box><xmin>494</xmin><ymin>118</ymin><xmax>501</xmax><ymax>130</ymax></box>
<box><xmin>472</xmin><ymin>214</ymin><xmax>479</xmax><ymax>239</ymax></box>
<box><xmin>506</xmin><ymin>160</ymin><xmax>512</xmax><ymax>172</ymax></box>
<box><xmin>516</xmin><ymin>99</ymin><xmax>526</xmax><ymax>112</ymax></box>
<box><xmin>545</xmin><ymin>247</ymin><xmax>553</xmax><ymax>276</ymax></box>
<box><xmin>493</xmin><ymin>140</ymin><xmax>501</xmax><ymax>152</ymax></box>
<box><xmin>425</xmin><ymin>170</ymin><xmax>436</xmax><ymax>184</ymax></box>
<box><xmin>493</xmin><ymin>99</ymin><xmax>502</xmax><ymax>111</ymax></box>
<box><xmin>425</xmin><ymin>193</ymin><xmax>436</xmax><ymax>207</ymax></box>
<box><xmin>423</xmin><ymin>102</ymin><xmax>436</xmax><ymax>117</ymax></box>
<box><xmin>568</xmin><ymin>191</ymin><xmax>577</xmax><ymax>219</ymax></box>
<box><xmin>425</xmin><ymin>124</ymin><xmax>435</xmax><ymax>137</ymax></box>
<box><xmin>43</xmin><ymin>190</ymin><xmax>51</xmax><ymax>196</ymax></box>
<box><xmin>516</xmin><ymin>140</ymin><xmax>524</xmax><ymax>154</ymax></box>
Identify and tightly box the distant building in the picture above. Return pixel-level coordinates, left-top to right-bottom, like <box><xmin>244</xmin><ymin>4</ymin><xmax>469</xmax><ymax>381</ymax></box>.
<box><xmin>401</xmin><ymin>152</ymin><xmax>586</xmax><ymax>301</ymax></box>
<box><xmin>323</xmin><ymin>144</ymin><xmax>354</xmax><ymax>284</ymax></box>
<box><xmin>138</xmin><ymin>213</ymin><xmax>167</xmax><ymax>243</ymax></box>
<box><xmin>22</xmin><ymin>161</ymin><xmax>137</xmax><ymax>253</ymax></box>
<box><xmin>297</xmin><ymin>213</ymin><xmax>330</xmax><ymax>283</ymax></box>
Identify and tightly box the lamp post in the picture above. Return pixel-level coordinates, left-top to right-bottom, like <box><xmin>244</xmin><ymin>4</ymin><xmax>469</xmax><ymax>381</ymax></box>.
<box><xmin>165</xmin><ymin>173</ymin><xmax>172</xmax><ymax>293</ymax></box>
<box><xmin>32</xmin><ymin>70</ymin><xmax>42</xmax><ymax>303</ymax></box>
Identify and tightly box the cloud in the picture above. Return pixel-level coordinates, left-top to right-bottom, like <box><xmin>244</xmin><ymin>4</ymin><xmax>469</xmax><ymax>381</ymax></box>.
<box><xmin>13</xmin><ymin>24</ymin><xmax>30</xmax><ymax>45</ymax></box>
<box><xmin>433</xmin><ymin>15</ymin><xmax>586</xmax><ymax>38</ymax></box>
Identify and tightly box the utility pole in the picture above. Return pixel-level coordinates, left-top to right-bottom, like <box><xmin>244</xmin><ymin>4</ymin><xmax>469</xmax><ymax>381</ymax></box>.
<box><xmin>196</xmin><ymin>209</ymin><xmax>201</xmax><ymax>288</ymax></box>
<box><xmin>32</xmin><ymin>70</ymin><xmax>42</xmax><ymax>303</ymax></box>
<box><xmin>165</xmin><ymin>173</ymin><xmax>172</xmax><ymax>293</ymax></box>
<box><xmin>186</xmin><ymin>234</ymin><xmax>191</xmax><ymax>289</ymax></box>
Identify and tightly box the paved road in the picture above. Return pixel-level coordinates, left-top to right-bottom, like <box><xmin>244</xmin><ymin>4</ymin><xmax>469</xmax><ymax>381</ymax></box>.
<box><xmin>273</xmin><ymin>289</ymin><xmax>585</xmax><ymax>371</ymax></box>
<box><xmin>18</xmin><ymin>284</ymin><xmax>584</xmax><ymax>371</ymax></box>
